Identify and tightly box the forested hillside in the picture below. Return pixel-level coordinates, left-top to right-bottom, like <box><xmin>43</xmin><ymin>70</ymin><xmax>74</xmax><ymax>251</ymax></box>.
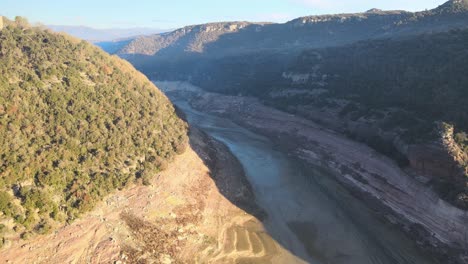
<box><xmin>182</xmin><ymin>28</ymin><xmax>468</xmax><ymax>135</ymax></box>
<box><xmin>0</xmin><ymin>17</ymin><xmax>187</xmax><ymax>244</ymax></box>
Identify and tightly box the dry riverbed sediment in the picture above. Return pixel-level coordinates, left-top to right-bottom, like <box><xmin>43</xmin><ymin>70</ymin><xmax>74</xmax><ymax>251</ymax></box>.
<box><xmin>158</xmin><ymin>81</ymin><xmax>468</xmax><ymax>264</ymax></box>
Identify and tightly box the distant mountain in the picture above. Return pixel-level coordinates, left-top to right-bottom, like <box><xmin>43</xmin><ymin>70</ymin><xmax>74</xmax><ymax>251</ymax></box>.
<box><xmin>94</xmin><ymin>21</ymin><xmax>235</xmax><ymax>55</ymax></box>
<box><xmin>47</xmin><ymin>25</ymin><xmax>168</xmax><ymax>42</ymax></box>
<box><xmin>94</xmin><ymin>38</ymin><xmax>133</xmax><ymax>54</ymax></box>
<box><xmin>104</xmin><ymin>21</ymin><xmax>268</xmax><ymax>56</ymax></box>
<box><xmin>105</xmin><ymin>1</ymin><xmax>468</xmax><ymax>58</ymax></box>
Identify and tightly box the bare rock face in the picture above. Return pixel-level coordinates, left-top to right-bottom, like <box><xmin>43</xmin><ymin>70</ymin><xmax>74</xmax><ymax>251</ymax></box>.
<box><xmin>118</xmin><ymin>21</ymin><xmax>258</xmax><ymax>56</ymax></box>
<box><xmin>441</xmin><ymin>124</ymin><xmax>468</xmax><ymax>168</ymax></box>
<box><xmin>407</xmin><ymin>144</ymin><xmax>459</xmax><ymax>178</ymax></box>
<box><xmin>0</xmin><ymin>16</ymin><xmax>3</xmax><ymax>30</ymax></box>
<box><xmin>406</xmin><ymin>123</ymin><xmax>468</xmax><ymax>209</ymax></box>
<box><xmin>407</xmin><ymin>123</ymin><xmax>467</xmax><ymax>179</ymax></box>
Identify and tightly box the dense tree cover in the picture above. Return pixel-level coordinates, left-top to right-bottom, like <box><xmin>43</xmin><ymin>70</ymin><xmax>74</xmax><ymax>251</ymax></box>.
<box><xmin>293</xmin><ymin>29</ymin><xmax>468</xmax><ymax>137</ymax></box>
<box><xmin>0</xmin><ymin>17</ymin><xmax>188</xmax><ymax>241</ymax></box>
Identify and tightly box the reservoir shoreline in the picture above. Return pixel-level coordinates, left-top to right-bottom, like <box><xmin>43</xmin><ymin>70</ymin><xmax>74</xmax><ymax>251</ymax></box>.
<box><xmin>159</xmin><ymin>80</ymin><xmax>467</xmax><ymax>264</ymax></box>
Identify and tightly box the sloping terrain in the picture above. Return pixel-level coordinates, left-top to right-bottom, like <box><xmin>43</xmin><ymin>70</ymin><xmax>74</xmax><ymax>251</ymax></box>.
<box><xmin>0</xmin><ymin>128</ymin><xmax>287</xmax><ymax>264</ymax></box>
<box><xmin>0</xmin><ymin>17</ymin><xmax>187</xmax><ymax>245</ymax></box>
<box><xmin>114</xmin><ymin>21</ymin><xmax>264</xmax><ymax>56</ymax></box>
<box><xmin>101</xmin><ymin>0</ymin><xmax>468</xmax><ymax>60</ymax></box>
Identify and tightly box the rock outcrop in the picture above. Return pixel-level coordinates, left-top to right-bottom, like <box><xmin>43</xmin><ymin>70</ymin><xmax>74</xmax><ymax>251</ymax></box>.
<box><xmin>116</xmin><ymin>21</ymin><xmax>262</xmax><ymax>56</ymax></box>
<box><xmin>101</xmin><ymin>0</ymin><xmax>468</xmax><ymax>59</ymax></box>
<box><xmin>408</xmin><ymin>123</ymin><xmax>468</xmax><ymax>180</ymax></box>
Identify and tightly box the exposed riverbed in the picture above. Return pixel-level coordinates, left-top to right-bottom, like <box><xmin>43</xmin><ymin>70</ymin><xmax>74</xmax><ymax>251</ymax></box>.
<box><xmin>170</xmin><ymin>96</ymin><xmax>440</xmax><ymax>264</ymax></box>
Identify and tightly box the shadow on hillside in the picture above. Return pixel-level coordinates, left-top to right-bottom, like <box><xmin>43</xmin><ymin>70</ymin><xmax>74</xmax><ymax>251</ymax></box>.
<box><xmin>171</xmin><ymin>99</ymin><xmax>315</xmax><ymax>263</ymax></box>
<box><xmin>188</xmin><ymin>126</ymin><xmax>268</xmax><ymax>220</ymax></box>
<box><xmin>174</xmin><ymin>102</ymin><xmax>267</xmax><ymax>220</ymax></box>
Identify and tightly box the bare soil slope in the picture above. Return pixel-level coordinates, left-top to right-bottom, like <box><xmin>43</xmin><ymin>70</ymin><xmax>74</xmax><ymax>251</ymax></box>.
<box><xmin>0</xmin><ymin>129</ymin><xmax>291</xmax><ymax>264</ymax></box>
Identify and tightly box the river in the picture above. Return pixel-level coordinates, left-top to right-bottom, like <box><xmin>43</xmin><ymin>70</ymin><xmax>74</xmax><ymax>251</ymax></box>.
<box><xmin>171</xmin><ymin>96</ymin><xmax>439</xmax><ymax>264</ymax></box>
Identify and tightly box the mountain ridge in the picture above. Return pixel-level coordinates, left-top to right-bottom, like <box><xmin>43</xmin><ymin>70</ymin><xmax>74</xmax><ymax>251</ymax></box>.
<box><xmin>103</xmin><ymin>0</ymin><xmax>468</xmax><ymax>58</ymax></box>
<box><xmin>114</xmin><ymin>21</ymin><xmax>265</xmax><ymax>56</ymax></box>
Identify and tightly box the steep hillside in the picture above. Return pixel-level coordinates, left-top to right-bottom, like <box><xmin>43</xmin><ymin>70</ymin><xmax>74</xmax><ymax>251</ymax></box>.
<box><xmin>103</xmin><ymin>0</ymin><xmax>468</xmax><ymax>60</ymax></box>
<box><xmin>0</xmin><ymin>17</ymin><xmax>188</xmax><ymax>244</ymax></box>
<box><xmin>115</xmin><ymin>21</ymin><xmax>262</xmax><ymax>56</ymax></box>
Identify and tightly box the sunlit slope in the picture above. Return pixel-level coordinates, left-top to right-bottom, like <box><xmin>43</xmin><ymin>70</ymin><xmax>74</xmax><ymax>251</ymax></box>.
<box><xmin>0</xmin><ymin>17</ymin><xmax>188</xmax><ymax>241</ymax></box>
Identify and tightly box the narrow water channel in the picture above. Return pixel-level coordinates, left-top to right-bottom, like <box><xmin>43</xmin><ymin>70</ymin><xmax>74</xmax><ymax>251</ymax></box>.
<box><xmin>172</xmin><ymin>98</ymin><xmax>439</xmax><ymax>264</ymax></box>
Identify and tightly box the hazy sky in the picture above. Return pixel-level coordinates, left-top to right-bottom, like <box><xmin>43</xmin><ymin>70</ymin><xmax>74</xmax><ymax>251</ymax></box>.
<box><xmin>1</xmin><ymin>0</ymin><xmax>448</xmax><ymax>29</ymax></box>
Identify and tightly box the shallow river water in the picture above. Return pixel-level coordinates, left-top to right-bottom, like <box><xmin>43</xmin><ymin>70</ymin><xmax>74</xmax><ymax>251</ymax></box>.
<box><xmin>173</xmin><ymin>98</ymin><xmax>439</xmax><ymax>264</ymax></box>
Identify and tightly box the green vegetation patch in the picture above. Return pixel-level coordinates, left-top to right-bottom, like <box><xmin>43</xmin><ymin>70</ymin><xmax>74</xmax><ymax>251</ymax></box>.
<box><xmin>0</xmin><ymin>17</ymin><xmax>188</xmax><ymax>239</ymax></box>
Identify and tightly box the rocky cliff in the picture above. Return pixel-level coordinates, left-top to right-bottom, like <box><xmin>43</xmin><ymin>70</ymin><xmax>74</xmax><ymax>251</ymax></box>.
<box><xmin>116</xmin><ymin>21</ymin><xmax>264</xmax><ymax>56</ymax></box>
<box><xmin>100</xmin><ymin>0</ymin><xmax>468</xmax><ymax>59</ymax></box>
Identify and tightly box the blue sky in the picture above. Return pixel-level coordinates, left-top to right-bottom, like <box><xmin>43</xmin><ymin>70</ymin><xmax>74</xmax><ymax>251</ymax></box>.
<box><xmin>1</xmin><ymin>0</ymin><xmax>447</xmax><ymax>29</ymax></box>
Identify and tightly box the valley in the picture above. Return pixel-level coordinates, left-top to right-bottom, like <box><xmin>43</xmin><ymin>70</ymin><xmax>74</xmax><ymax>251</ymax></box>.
<box><xmin>160</xmin><ymin>81</ymin><xmax>468</xmax><ymax>264</ymax></box>
<box><xmin>166</xmin><ymin>86</ymin><xmax>444</xmax><ymax>264</ymax></box>
<box><xmin>1</xmin><ymin>0</ymin><xmax>468</xmax><ymax>263</ymax></box>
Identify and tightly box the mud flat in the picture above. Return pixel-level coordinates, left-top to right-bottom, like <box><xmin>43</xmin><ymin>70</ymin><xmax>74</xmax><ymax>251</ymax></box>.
<box><xmin>158</xmin><ymin>80</ymin><xmax>468</xmax><ymax>264</ymax></box>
